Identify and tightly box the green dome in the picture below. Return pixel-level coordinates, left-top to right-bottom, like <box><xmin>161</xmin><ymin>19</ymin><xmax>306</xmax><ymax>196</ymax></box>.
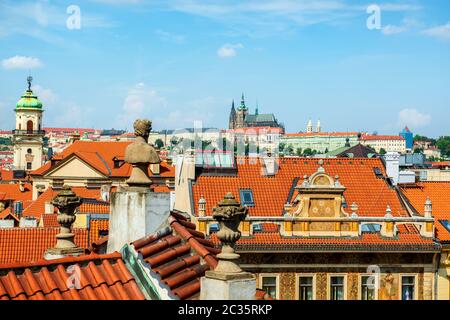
<box><xmin>16</xmin><ymin>90</ymin><xmax>43</xmax><ymax>110</ymax></box>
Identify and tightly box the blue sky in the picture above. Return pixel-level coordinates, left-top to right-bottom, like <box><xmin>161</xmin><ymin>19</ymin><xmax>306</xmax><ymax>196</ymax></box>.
<box><xmin>0</xmin><ymin>0</ymin><xmax>449</xmax><ymax>137</ymax></box>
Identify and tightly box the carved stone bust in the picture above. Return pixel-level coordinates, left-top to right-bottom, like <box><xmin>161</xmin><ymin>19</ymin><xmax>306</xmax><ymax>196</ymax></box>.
<box><xmin>125</xmin><ymin>119</ymin><xmax>160</xmax><ymax>186</ymax></box>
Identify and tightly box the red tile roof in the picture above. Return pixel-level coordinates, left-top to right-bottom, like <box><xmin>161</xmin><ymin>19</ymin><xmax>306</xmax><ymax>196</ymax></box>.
<box><xmin>0</xmin><ymin>253</ymin><xmax>145</xmax><ymax>300</ymax></box>
<box><xmin>90</xmin><ymin>219</ymin><xmax>109</xmax><ymax>245</ymax></box>
<box><xmin>0</xmin><ymin>183</ymin><xmax>32</xmax><ymax>202</ymax></box>
<box><xmin>400</xmin><ymin>182</ymin><xmax>450</xmax><ymax>242</ymax></box>
<box><xmin>0</xmin><ymin>228</ymin><xmax>89</xmax><ymax>265</ymax></box>
<box><xmin>44</xmin><ymin>127</ymin><xmax>97</xmax><ymax>135</ymax></box>
<box><xmin>360</xmin><ymin>135</ymin><xmax>405</xmax><ymax>141</ymax></box>
<box><xmin>22</xmin><ymin>187</ymin><xmax>106</xmax><ymax>219</ymax></box>
<box><xmin>192</xmin><ymin>157</ymin><xmax>408</xmax><ymax>218</ymax></box>
<box><xmin>32</xmin><ymin>141</ymin><xmax>175</xmax><ymax>178</ymax></box>
<box><xmin>284</xmin><ymin>132</ymin><xmax>359</xmax><ymax>137</ymax></box>
<box><xmin>131</xmin><ymin>211</ymin><xmax>219</xmax><ymax>300</ymax></box>
<box><xmin>0</xmin><ymin>170</ymin><xmax>14</xmax><ymax>182</ymax></box>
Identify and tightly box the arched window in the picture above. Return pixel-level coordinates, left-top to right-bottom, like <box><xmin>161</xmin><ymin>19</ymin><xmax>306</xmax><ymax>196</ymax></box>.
<box><xmin>27</xmin><ymin>120</ymin><xmax>33</xmax><ymax>133</ymax></box>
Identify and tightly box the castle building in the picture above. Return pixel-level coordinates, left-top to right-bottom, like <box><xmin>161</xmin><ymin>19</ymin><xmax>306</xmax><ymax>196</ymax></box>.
<box><xmin>228</xmin><ymin>93</ymin><xmax>283</xmax><ymax>131</ymax></box>
<box><xmin>12</xmin><ymin>77</ymin><xmax>44</xmax><ymax>172</ymax></box>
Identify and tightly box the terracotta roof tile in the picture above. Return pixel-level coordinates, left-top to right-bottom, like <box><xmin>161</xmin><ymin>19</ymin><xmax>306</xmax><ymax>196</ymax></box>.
<box><xmin>400</xmin><ymin>182</ymin><xmax>450</xmax><ymax>241</ymax></box>
<box><xmin>193</xmin><ymin>157</ymin><xmax>408</xmax><ymax>218</ymax></box>
<box><xmin>130</xmin><ymin>212</ymin><xmax>218</xmax><ymax>300</ymax></box>
<box><xmin>0</xmin><ymin>253</ymin><xmax>145</xmax><ymax>300</ymax></box>
<box><xmin>0</xmin><ymin>183</ymin><xmax>32</xmax><ymax>202</ymax></box>
<box><xmin>0</xmin><ymin>228</ymin><xmax>89</xmax><ymax>265</ymax></box>
<box><xmin>22</xmin><ymin>187</ymin><xmax>107</xmax><ymax>219</ymax></box>
<box><xmin>31</xmin><ymin>141</ymin><xmax>175</xmax><ymax>178</ymax></box>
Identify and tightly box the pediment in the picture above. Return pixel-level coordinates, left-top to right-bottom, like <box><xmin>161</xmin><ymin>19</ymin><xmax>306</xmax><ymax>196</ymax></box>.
<box><xmin>46</xmin><ymin>156</ymin><xmax>106</xmax><ymax>179</ymax></box>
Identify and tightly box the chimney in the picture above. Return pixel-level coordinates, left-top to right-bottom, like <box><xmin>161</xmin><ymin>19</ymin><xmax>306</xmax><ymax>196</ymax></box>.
<box><xmin>260</xmin><ymin>154</ymin><xmax>278</xmax><ymax>176</ymax></box>
<box><xmin>424</xmin><ymin>197</ymin><xmax>432</xmax><ymax>218</ymax></box>
<box><xmin>44</xmin><ymin>185</ymin><xmax>84</xmax><ymax>260</ymax></box>
<box><xmin>19</xmin><ymin>181</ymin><xmax>25</xmax><ymax>192</ymax></box>
<box><xmin>200</xmin><ymin>193</ymin><xmax>256</xmax><ymax>300</ymax></box>
<box><xmin>381</xmin><ymin>205</ymin><xmax>395</xmax><ymax>238</ymax></box>
<box><xmin>174</xmin><ymin>149</ymin><xmax>196</xmax><ymax>215</ymax></box>
<box><xmin>198</xmin><ymin>195</ymin><xmax>206</xmax><ymax>217</ymax></box>
<box><xmin>107</xmin><ymin>119</ymin><xmax>170</xmax><ymax>253</ymax></box>
<box><xmin>384</xmin><ymin>152</ymin><xmax>400</xmax><ymax>185</ymax></box>
<box><xmin>69</xmin><ymin>131</ymin><xmax>80</xmax><ymax>145</ymax></box>
<box><xmin>44</xmin><ymin>201</ymin><xmax>54</xmax><ymax>214</ymax></box>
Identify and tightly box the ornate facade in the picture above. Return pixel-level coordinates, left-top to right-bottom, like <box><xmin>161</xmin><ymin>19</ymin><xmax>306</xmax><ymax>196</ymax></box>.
<box><xmin>181</xmin><ymin>156</ymin><xmax>441</xmax><ymax>300</ymax></box>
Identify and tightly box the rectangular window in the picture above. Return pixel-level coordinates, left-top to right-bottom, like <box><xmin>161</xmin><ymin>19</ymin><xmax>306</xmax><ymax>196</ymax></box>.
<box><xmin>239</xmin><ymin>189</ymin><xmax>255</xmax><ymax>206</ymax></box>
<box><xmin>298</xmin><ymin>277</ymin><xmax>314</xmax><ymax>300</ymax></box>
<box><xmin>330</xmin><ymin>276</ymin><xmax>345</xmax><ymax>300</ymax></box>
<box><xmin>26</xmin><ymin>162</ymin><xmax>32</xmax><ymax>170</ymax></box>
<box><xmin>361</xmin><ymin>276</ymin><xmax>376</xmax><ymax>300</ymax></box>
<box><xmin>401</xmin><ymin>276</ymin><xmax>415</xmax><ymax>300</ymax></box>
<box><xmin>261</xmin><ymin>276</ymin><xmax>277</xmax><ymax>299</ymax></box>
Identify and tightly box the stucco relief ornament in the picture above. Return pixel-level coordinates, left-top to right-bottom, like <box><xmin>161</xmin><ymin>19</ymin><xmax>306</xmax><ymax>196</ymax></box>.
<box><xmin>212</xmin><ymin>192</ymin><xmax>248</xmax><ymax>275</ymax></box>
<box><xmin>125</xmin><ymin>119</ymin><xmax>160</xmax><ymax>187</ymax></box>
<box><xmin>45</xmin><ymin>185</ymin><xmax>84</xmax><ymax>257</ymax></box>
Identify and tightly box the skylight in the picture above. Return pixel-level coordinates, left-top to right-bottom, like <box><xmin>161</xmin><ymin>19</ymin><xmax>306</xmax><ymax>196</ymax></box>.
<box><xmin>239</xmin><ymin>189</ymin><xmax>255</xmax><ymax>206</ymax></box>
<box><xmin>440</xmin><ymin>220</ymin><xmax>450</xmax><ymax>232</ymax></box>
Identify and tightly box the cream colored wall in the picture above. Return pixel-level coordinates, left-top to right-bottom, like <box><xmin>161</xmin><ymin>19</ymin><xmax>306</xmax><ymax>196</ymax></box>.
<box><xmin>13</xmin><ymin>143</ymin><xmax>43</xmax><ymax>170</ymax></box>
<box><xmin>48</xmin><ymin>157</ymin><xmax>105</xmax><ymax>178</ymax></box>
<box><xmin>437</xmin><ymin>252</ymin><xmax>450</xmax><ymax>300</ymax></box>
<box><xmin>362</xmin><ymin>140</ymin><xmax>406</xmax><ymax>153</ymax></box>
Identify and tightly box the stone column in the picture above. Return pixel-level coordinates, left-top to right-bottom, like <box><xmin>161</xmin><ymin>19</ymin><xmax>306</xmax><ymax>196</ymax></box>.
<box><xmin>44</xmin><ymin>186</ymin><xmax>84</xmax><ymax>260</ymax></box>
<box><xmin>107</xmin><ymin>119</ymin><xmax>170</xmax><ymax>253</ymax></box>
<box><xmin>200</xmin><ymin>193</ymin><xmax>256</xmax><ymax>300</ymax></box>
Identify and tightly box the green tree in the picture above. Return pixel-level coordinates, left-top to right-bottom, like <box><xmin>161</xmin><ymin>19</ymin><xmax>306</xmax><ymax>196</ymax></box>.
<box><xmin>413</xmin><ymin>147</ymin><xmax>423</xmax><ymax>154</ymax></box>
<box><xmin>436</xmin><ymin>136</ymin><xmax>450</xmax><ymax>158</ymax></box>
<box><xmin>379</xmin><ymin>148</ymin><xmax>387</xmax><ymax>155</ymax></box>
<box><xmin>303</xmin><ymin>148</ymin><xmax>313</xmax><ymax>156</ymax></box>
<box><xmin>296</xmin><ymin>148</ymin><xmax>302</xmax><ymax>156</ymax></box>
<box><xmin>154</xmin><ymin>139</ymin><xmax>164</xmax><ymax>149</ymax></box>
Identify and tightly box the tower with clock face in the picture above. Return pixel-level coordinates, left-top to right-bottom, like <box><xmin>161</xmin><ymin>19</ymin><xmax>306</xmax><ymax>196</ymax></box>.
<box><xmin>12</xmin><ymin>76</ymin><xmax>45</xmax><ymax>172</ymax></box>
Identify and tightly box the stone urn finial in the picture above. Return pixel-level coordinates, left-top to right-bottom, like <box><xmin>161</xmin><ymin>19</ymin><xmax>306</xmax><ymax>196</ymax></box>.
<box><xmin>125</xmin><ymin>119</ymin><xmax>160</xmax><ymax>187</ymax></box>
<box><xmin>212</xmin><ymin>192</ymin><xmax>248</xmax><ymax>274</ymax></box>
<box><xmin>45</xmin><ymin>185</ymin><xmax>84</xmax><ymax>259</ymax></box>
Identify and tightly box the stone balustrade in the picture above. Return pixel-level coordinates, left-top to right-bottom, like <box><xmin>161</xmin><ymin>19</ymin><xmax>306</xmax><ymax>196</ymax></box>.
<box><xmin>194</xmin><ymin>215</ymin><xmax>435</xmax><ymax>239</ymax></box>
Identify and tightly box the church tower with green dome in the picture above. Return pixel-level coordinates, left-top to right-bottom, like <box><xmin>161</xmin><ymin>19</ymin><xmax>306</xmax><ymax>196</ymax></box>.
<box><xmin>12</xmin><ymin>76</ymin><xmax>45</xmax><ymax>172</ymax></box>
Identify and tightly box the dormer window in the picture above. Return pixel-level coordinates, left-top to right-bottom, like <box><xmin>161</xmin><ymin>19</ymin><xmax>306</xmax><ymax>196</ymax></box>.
<box><xmin>113</xmin><ymin>157</ymin><xmax>125</xmax><ymax>168</ymax></box>
<box><xmin>239</xmin><ymin>189</ymin><xmax>254</xmax><ymax>206</ymax></box>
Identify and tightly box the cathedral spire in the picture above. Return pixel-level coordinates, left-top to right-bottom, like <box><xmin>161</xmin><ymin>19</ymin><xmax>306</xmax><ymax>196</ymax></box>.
<box><xmin>255</xmin><ymin>100</ymin><xmax>259</xmax><ymax>115</ymax></box>
<box><xmin>240</xmin><ymin>93</ymin><xmax>247</xmax><ymax>110</ymax></box>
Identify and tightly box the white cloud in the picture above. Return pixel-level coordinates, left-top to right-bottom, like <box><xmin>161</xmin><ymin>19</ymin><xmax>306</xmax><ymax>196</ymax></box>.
<box><xmin>118</xmin><ymin>83</ymin><xmax>168</xmax><ymax>127</ymax></box>
<box><xmin>31</xmin><ymin>85</ymin><xmax>57</xmax><ymax>104</ymax></box>
<box><xmin>382</xmin><ymin>24</ymin><xmax>407</xmax><ymax>35</ymax></box>
<box><xmin>422</xmin><ymin>21</ymin><xmax>450</xmax><ymax>40</ymax></box>
<box><xmin>397</xmin><ymin>108</ymin><xmax>432</xmax><ymax>128</ymax></box>
<box><xmin>217</xmin><ymin>43</ymin><xmax>243</xmax><ymax>58</ymax></box>
<box><xmin>2</xmin><ymin>56</ymin><xmax>43</xmax><ymax>70</ymax></box>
